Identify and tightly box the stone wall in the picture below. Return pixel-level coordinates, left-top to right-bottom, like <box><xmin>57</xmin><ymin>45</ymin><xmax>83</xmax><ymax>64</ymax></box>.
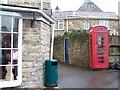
<box><xmin>54</xmin><ymin>30</ymin><xmax>64</xmax><ymax>36</ymax></box>
<box><xmin>22</xmin><ymin>20</ymin><xmax>51</xmax><ymax>88</ymax></box>
<box><xmin>53</xmin><ymin>31</ymin><xmax>89</xmax><ymax>68</ymax></box>
<box><xmin>8</xmin><ymin>0</ymin><xmax>51</xmax><ymax>15</ymax></box>
<box><xmin>53</xmin><ymin>36</ymin><xmax>64</xmax><ymax>62</ymax></box>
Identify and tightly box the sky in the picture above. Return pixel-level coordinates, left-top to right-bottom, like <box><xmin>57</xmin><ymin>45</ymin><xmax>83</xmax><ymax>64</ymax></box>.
<box><xmin>51</xmin><ymin>0</ymin><xmax>120</xmax><ymax>15</ymax></box>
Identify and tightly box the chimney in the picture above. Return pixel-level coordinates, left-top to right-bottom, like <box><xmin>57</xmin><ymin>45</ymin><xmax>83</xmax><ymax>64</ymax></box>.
<box><xmin>55</xmin><ymin>6</ymin><xmax>60</xmax><ymax>12</ymax></box>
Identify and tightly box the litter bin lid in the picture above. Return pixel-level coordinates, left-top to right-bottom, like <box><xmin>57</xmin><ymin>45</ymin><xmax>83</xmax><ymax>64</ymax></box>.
<box><xmin>46</xmin><ymin>59</ymin><xmax>57</xmax><ymax>62</ymax></box>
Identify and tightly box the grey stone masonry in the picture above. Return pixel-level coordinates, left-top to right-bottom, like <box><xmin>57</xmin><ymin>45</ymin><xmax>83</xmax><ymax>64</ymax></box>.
<box><xmin>21</xmin><ymin>20</ymin><xmax>51</xmax><ymax>88</ymax></box>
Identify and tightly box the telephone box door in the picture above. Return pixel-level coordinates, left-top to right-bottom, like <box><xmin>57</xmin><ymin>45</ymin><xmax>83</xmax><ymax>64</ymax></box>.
<box><xmin>95</xmin><ymin>33</ymin><xmax>108</xmax><ymax>68</ymax></box>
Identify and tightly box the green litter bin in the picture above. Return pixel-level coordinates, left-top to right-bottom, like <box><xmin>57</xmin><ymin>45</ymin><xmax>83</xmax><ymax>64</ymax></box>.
<box><xmin>45</xmin><ymin>59</ymin><xmax>58</xmax><ymax>87</ymax></box>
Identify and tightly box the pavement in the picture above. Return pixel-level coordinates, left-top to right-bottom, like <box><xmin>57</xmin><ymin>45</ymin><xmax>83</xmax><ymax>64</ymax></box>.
<box><xmin>58</xmin><ymin>63</ymin><xmax>119</xmax><ymax>88</ymax></box>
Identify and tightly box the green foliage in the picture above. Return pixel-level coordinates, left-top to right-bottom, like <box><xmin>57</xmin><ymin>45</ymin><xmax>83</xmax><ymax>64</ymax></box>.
<box><xmin>64</xmin><ymin>30</ymin><xmax>88</xmax><ymax>45</ymax></box>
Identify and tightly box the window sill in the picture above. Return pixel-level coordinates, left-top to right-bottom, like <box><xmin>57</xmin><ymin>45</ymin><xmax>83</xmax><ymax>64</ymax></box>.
<box><xmin>54</xmin><ymin>29</ymin><xmax>64</xmax><ymax>31</ymax></box>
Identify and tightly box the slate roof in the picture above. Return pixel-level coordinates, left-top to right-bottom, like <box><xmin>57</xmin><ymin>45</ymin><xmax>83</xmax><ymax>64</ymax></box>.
<box><xmin>52</xmin><ymin>11</ymin><xmax>118</xmax><ymax>20</ymax></box>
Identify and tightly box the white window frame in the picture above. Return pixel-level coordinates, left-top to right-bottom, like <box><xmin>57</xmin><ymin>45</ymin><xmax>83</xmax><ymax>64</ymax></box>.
<box><xmin>0</xmin><ymin>11</ymin><xmax>22</xmax><ymax>88</ymax></box>
<box><xmin>83</xmin><ymin>20</ymin><xmax>90</xmax><ymax>30</ymax></box>
<box><xmin>54</xmin><ymin>20</ymin><xmax>64</xmax><ymax>30</ymax></box>
<box><xmin>99</xmin><ymin>20</ymin><xmax>109</xmax><ymax>30</ymax></box>
<box><xmin>86</xmin><ymin>5</ymin><xmax>93</xmax><ymax>11</ymax></box>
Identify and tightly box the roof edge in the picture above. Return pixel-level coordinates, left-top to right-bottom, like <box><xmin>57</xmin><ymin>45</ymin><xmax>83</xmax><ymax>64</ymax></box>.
<box><xmin>0</xmin><ymin>4</ymin><xmax>54</xmax><ymax>24</ymax></box>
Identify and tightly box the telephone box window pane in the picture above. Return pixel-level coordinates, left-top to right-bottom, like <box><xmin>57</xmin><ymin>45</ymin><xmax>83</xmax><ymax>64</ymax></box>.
<box><xmin>97</xmin><ymin>37</ymin><xmax>105</xmax><ymax>41</ymax></box>
<box><xmin>13</xmin><ymin>34</ymin><xmax>18</xmax><ymax>48</ymax></box>
<box><xmin>1</xmin><ymin>16</ymin><xmax>12</xmax><ymax>32</ymax></box>
<box><xmin>97</xmin><ymin>57</ymin><xmax>105</xmax><ymax>63</ymax></box>
<box><xmin>97</xmin><ymin>42</ymin><xmax>105</xmax><ymax>45</ymax></box>
<box><xmin>101</xmin><ymin>42</ymin><xmax>104</xmax><ymax>44</ymax></box>
<box><xmin>97</xmin><ymin>53</ymin><xmax>104</xmax><ymax>55</ymax></box>
<box><xmin>101</xmin><ymin>38</ymin><xmax>104</xmax><ymax>40</ymax></box>
<box><xmin>13</xmin><ymin>18</ymin><xmax>19</xmax><ymax>32</ymax></box>
<box><xmin>97</xmin><ymin>49</ymin><xmax>104</xmax><ymax>53</ymax></box>
<box><xmin>98</xmin><ymin>45</ymin><xmax>104</xmax><ymax>48</ymax></box>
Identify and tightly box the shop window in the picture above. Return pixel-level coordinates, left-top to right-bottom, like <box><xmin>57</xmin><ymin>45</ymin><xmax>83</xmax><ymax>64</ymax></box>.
<box><xmin>0</xmin><ymin>11</ymin><xmax>22</xmax><ymax>88</ymax></box>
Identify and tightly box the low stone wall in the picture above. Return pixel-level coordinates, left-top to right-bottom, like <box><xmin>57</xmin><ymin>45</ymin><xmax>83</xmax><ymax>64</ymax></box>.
<box><xmin>69</xmin><ymin>42</ymin><xmax>89</xmax><ymax>67</ymax></box>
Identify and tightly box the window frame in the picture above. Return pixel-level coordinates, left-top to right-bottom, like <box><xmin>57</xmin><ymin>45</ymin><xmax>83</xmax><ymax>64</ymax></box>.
<box><xmin>0</xmin><ymin>11</ymin><xmax>22</xmax><ymax>88</ymax></box>
<box><xmin>99</xmin><ymin>20</ymin><xmax>109</xmax><ymax>30</ymax></box>
<box><xmin>86</xmin><ymin>5</ymin><xmax>93</xmax><ymax>11</ymax></box>
<box><xmin>83</xmin><ymin>20</ymin><xmax>90</xmax><ymax>30</ymax></box>
<box><xmin>54</xmin><ymin>20</ymin><xmax>64</xmax><ymax>30</ymax></box>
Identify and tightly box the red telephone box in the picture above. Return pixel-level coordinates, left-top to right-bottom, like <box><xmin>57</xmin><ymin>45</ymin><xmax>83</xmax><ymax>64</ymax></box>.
<box><xmin>89</xmin><ymin>25</ymin><xmax>109</xmax><ymax>69</ymax></box>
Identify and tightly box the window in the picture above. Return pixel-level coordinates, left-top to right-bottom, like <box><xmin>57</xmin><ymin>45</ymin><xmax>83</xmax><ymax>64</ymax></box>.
<box><xmin>83</xmin><ymin>20</ymin><xmax>90</xmax><ymax>30</ymax></box>
<box><xmin>0</xmin><ymin>11</ymin><xmax>22</xmax><ymax>88</ymax></box>
<box><xmin>86</xmin><ymin>5</ymin><xmax>93</xmax><ymax>11</ymax></box>
<box><xmin>54</xmin><ymin>20</ymin><xmax>64</xmax><ymax>30</ymax></box>
<box><xmin>99</xmin><ymin>20</ymin><xmax>109</xmax><ymax>30</ymax></box>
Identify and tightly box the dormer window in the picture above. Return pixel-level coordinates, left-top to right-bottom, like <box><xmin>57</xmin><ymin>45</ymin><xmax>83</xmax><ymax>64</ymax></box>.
<box><xmin>86</xmin><ymin>5</ymin><xmax>93</xmax><ymax>11</ymax></box>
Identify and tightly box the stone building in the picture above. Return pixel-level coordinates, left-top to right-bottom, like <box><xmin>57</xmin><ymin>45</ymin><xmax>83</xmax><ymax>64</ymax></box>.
<box><xmin>52</xmin><ymin>0</ymin><xmax>120</xmax><ymax>63</ymax></box>
<box><xmin>52</xmin><ymin>0</ymin><xmax>119</xmax><ymax>36</ymax></box>
<box><xmin>0</xmin><ymin>0</ymin><xmax>54</xmax><ymax>88</ymax></box>
<box><xmin>1</xmin><ymin>0</ymin><xmax>51</xmax><ymax>15</ymax></box>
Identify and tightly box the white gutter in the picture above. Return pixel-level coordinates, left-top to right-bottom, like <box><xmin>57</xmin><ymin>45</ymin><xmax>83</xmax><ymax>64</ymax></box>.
<box><xmin>0</xmin><ymin>5</ymin><xmax>54</xmax><ymax>24</ymax></box>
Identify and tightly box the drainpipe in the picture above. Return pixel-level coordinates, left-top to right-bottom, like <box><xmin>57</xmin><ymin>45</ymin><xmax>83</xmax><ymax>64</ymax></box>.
<box><xmin>118</xmin><ymin>1</ymin><xmax>120</xmax><ymax>64</ymax></box>
<box><xmin>66</xmin><ymin>16</ymin><xmax>68</xmax><ymax>32</ymax></box>
<box><xmin>118</xmin><ymin>1</ymin><xmax>120</xmax><ymax>38</ymax></box>
<box><xmin>50</xmin><ymin>24</ymin><xmax>55</xmax><ymax>60</ymax></box>
<box><xmin>41</xmin><ymin>0</ymin><xmax>43</xmax><ymax>10</ymax></box>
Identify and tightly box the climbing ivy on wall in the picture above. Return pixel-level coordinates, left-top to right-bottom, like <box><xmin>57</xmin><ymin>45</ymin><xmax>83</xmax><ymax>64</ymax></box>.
<box><xmin>64</xmin><ymin>30</ymin><xmax>88</xmax><ymax>45</ymax></box>
<box><xmin>54</xmin><ymin>30</ymin><xmax>89</xmax><ymax>67</ymax></box>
